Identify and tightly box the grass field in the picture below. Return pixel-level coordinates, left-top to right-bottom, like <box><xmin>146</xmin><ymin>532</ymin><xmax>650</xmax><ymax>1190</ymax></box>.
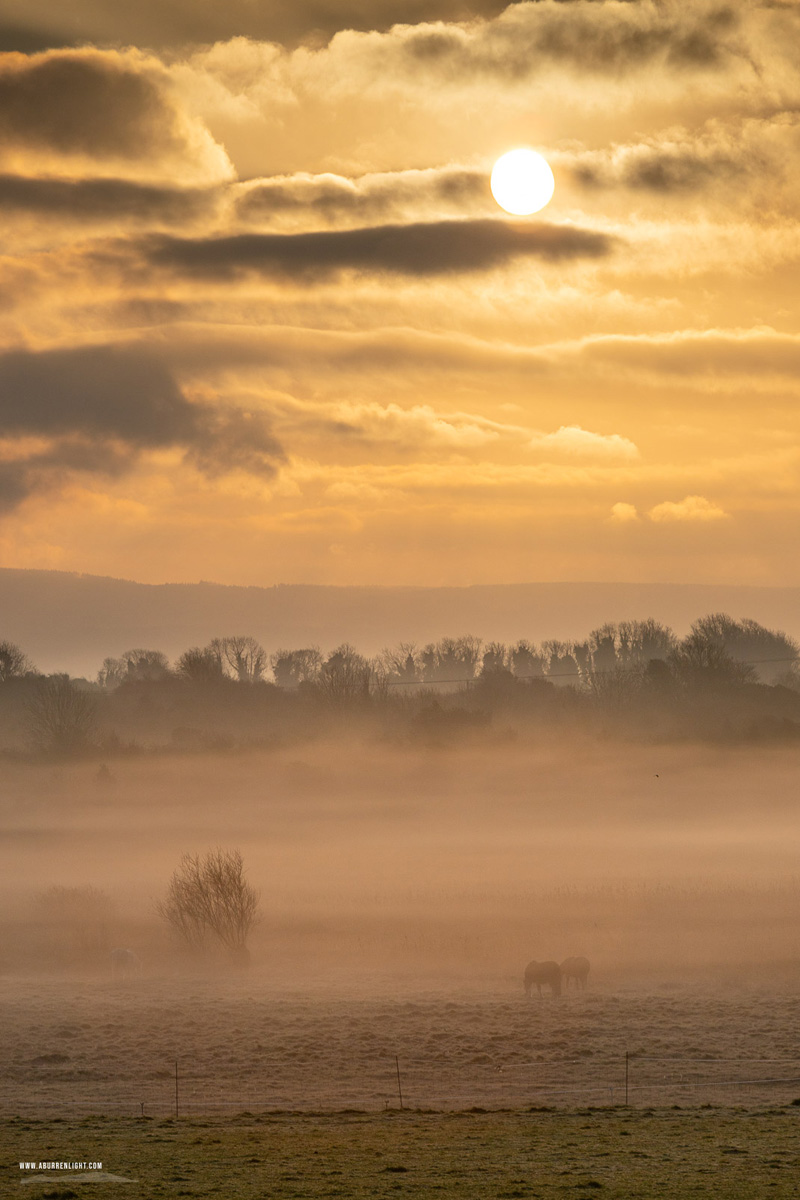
<box><xmin>5</xmin><ymin>1106</ymin><xmax>800</xmax><ymax>1199</ymax></box>
<box><xmin>4</xmin><ymin>743</ymin><xmax>800</xmax><ymax>1195</ymax></box>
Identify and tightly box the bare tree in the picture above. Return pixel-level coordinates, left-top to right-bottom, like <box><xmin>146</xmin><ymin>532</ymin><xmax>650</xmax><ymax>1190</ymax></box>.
<box><xmin>0</xmin><ymin>639</ymin><xmax>35</xmax><ymax>681</ymax></box>
<box><xmin>379</xmin><ymin>642</ymin><xmax>420</xmax><ymax>682</ymax></box>
<box><xmin>481</xmin><ymin>641</ymin><xmax>509</xmax><ymax>674</ymax></box>
<box><xmin>25</xmin><ymin>676</ymin><xmax>97</xmax><ymax>756</ymax></box>
<box><xmin>175</xmin><ymin>646</ymin><xmax>226</xmax><ymax>684</ymax></box>
<box><xmin>98</xmin><ymin>648</ymin><xmax>171</xmax><ymax>687</ymax></box>
<box><xmin>509</xmin><ymin>640</ymin><xmax>546</xmax><ymax>679</ymax></box>
<box><xmin>420</xmin><ymin>636</ymin><xmax>482</xmax><ymax>682</ymax></box>
<box><xmin>157</xmin><ymin>849</ymin><xmax>260</xmax><ymax>964</ymax></box>
<box><xmin>316</xmin><ymin>643</ymin><xmax>374</xmax><ymax>702</ymax></box>
<box><xmin>542</xmin><ymin>640</ymin><xmax>580</xmax><ymax>686</ymax></box>
<box><xmin>270</xmin><ymin>646</ymin><xmax>322</xmax><ymax>688</ymax></box>
<box><xmin>210</xmin><ymin>635</ymin><xmax>268</xmax><ymax>683</ymax></box>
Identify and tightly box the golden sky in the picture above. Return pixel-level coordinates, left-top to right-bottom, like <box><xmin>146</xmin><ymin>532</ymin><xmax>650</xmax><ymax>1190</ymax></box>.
<box><xmin>0</xmin><ymin>0</ymin><xmax>798</xmax><ymax>587</ymax></box>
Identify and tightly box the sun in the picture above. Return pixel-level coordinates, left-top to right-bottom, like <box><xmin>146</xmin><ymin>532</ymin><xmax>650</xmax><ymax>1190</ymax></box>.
<box><xmin>491</xmin><ymin>148</ymin><xmax>555</xmax><ymax>216</ymax></box>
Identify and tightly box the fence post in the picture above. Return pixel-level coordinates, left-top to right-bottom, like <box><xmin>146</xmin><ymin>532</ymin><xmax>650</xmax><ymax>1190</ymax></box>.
<box><xmin>395</xmin><ymin>1056</ymin><xmax>404</xmax><ymax>1110</ymax></box>
<box><xmin>625</xmin><ymin>1051</ymin><xmax>629</xmax><ymax>1106</ymax></box>
<box><xmin>175</xmin><ymin>1060</ymin><xmax>179</xmax><ymax>1118</ymax></box>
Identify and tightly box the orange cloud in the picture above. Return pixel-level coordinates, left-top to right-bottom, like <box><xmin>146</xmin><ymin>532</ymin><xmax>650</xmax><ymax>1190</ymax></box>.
<box><xmin>648</xmin><ymin>495</ymin><xmax>729</xmax><ymax>523</ymax></box>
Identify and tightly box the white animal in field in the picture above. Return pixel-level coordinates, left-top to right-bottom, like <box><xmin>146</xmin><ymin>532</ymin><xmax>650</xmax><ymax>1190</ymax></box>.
<box><xmin>110</xmin><ymin>948</ymin><xmax>141</xmax><ymax>981</ymax></box>
<box><xmin>560</xmin><ymin>956</ymin><xmax>590</xmax><ymax>990</ymax></box>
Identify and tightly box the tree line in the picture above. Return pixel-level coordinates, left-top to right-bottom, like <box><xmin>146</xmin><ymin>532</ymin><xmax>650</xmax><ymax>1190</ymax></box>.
<box><xmin>1</xmin><ymin>612</ymin><xmax>799</xmax><ymax>757</ymax></box>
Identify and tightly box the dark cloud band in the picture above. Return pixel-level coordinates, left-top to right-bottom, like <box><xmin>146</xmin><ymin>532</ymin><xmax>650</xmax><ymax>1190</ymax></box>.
<box><xmin>0</xmin><ymin>344</ymin><xmax>283</xmax><ymax>507</ymax></box>
<box><xmin>141</xmin><ymin>218</ymin><xmax>616</xmax><ymax>281</ymax></box>
<box><xmin>0</xmin><ymin>174</ymin><xmax>216</xmax><ymax>224</ymax></box>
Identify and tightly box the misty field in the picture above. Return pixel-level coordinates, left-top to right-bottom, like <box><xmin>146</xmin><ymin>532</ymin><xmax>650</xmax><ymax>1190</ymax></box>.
<box><xmin>2</xmin><ymin>739</ymin><xmax>800</xmax><ymax>1193</ymax></box>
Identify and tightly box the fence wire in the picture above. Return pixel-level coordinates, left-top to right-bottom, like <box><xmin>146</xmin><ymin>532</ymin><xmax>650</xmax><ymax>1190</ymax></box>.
<box><xmin>5</xmin><ymin>1056</ymin><xmax>800</xmax><ymax>1117</ymax></box>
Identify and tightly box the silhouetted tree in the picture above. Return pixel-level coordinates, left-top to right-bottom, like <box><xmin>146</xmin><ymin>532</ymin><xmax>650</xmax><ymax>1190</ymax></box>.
<box><xmin>689</xmin><ymin>613</ymin><xmax>799</xmax><ymax>684</ymax></box>
<box><xmin>380</xmin><ymin>642</ymin><xmax>420</xmax><ymax>682</ymax></box>
<box><xmin>0</xmin><ymin>639</ymin><xmax>35</xmax><ymax>681</ymax></box>
<box><xmin>157</xmin><ymin>849</ymin><xmax>260</xmax><ymax>964</ymax></box>
<box><xmin>617</xmin><ymin>619</ymin><xmax>677</xmax><ymax>667</ymax></box>
<box><xmin>316</xmin><ymin>643</ymin><xmax>374</xmax><ymax>702</ymax></box>
<box><xmin>542</xmin><ymin>640</ymin><xmax>580</xmax><ymax>686</ymax></box>
<box><xmin>98</xmin><ymin>648</ymin><xmax>171</xmax><ymax>687</ymax></box>
<box><xmin>270</xmin><ymin>646</ymin><xmax>322</xmax><ymax>688</ymax></box>
<box><xmin>421</xmin><ymin>636</ymin><xmax>482</xmax><ymax>682</ymax></box>
<box><xmin>481</xmin><ymin>641</ymin><xmax>508</xmax><ymax>674</ymax></box>
<box><xmin>587</xmin><ymin>624</ymin><xmax>618</xmax><ymax>673</ymax></box>
<box><xmin>176</xmin><ymin>646</ymin><xmax>226</xmax><ymax>684</ymax></box>
<box><xmin>210</xmin><ymin>635</ymin><xmax>268</xmax><ymax>683</ymax></box>
<box><xmin>670</xmin><ymin>630</ymin><xmax>754</xmax><ymax>691</ymax></box>
<box><xmin>509</xmin><ymin>640</ymin><xmax>546</xmax><ymax>679</ymax></box>
<box><xmin>25</xmin><ymin>676</ymin><xmax>98</xmax><ymax>756</ymax></box>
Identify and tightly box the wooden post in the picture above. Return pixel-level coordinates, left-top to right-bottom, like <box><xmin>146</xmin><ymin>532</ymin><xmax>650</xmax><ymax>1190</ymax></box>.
<box><xmin>625</xmin><ymin>1051</ymin><xmax>629</xmax><ymax>1106</ymax></box>
<box><xmin>395</xmin><ymin>1056</ymin><xmax>404</xmax><ymax>1110</ymax></box>
<box><xmin>175</xmin><ymin>1060</ymin><xmax>179</xmax><ymax>1118</ymax></box>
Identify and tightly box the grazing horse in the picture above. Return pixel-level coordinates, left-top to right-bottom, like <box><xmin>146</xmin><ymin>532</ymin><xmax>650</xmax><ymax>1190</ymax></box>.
<box><xmin>560</xmin><ymin>956</ymin><xmax>590</xmax><ymax>990</ymax></box>
<box><xmin>110</xmin><ymin>948</ymin><xmax>141</xmax><ymax>982</ymax></box>
<box><xmin>523</xmin><ymin>960</ymin><xmax>562</xmax><ymax>998</ymax></box>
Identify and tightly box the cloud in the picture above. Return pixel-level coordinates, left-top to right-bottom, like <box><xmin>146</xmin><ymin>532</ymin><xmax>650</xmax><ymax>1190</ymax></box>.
<box><xmin>138</xmin><ymin>218</ymin><xmax>616</xmax><ymax>281</ymax></box>
<box><xmin>609</xmin><ymin>502</ymin><xmax>640</xmax><ymax>523</ymax></box>
<box><xmin>572</xmin><ymin>141</ymin><xmax>745</xmax><ymax>195</ymax></box>
<box><xmin>303</xmin><ymin>400</ymin><xmax>513</xmax><ymax>451</ymax></box>
<box><xmin>235</xmin><ymin>165</ymin><xmax>489</xmax><ymax>228</ymax></box>
<box><xmin>0</xmin><ymin>174</ymin><xmax>219</xmax><ymax>226</ymax></box>
<box><xmin>396</xmin><ymin>3</ymin><xmax>743</xmax><ymax>77</ymax></box>
<box><xmin>528</xmin><ymin>425</ymin><xmax>639</xmax><ymax>460</ymax></box>
<box><xmin>0</xmin><ymin>343</ymin><xmax>283</xmax><ymax>507</ymax></box>
<box><xmin>0</xmin><ymin>0</ymin><xmax>511</xmax><ymax>54</ymax></box>
<box><xmin>566</xmin><ymin>114</ymin><xmax>800</xmax><ymax>206</ymax></box>
<box><xmin>573</xmin><ymin>327</ymin><xmax>800</xmax><ymax>384</ymax></box>
<box><xmin>648</xmin><ymin>494</ymin><xmax>729</xmax><ymax>522</ymax></box>
<box><xmin>0</xmin><ymin>49</ymin><xmax>232</xmax><ymax>182</ymax></box>
<box><xmin>0</xmin><ymin>344</ymin><xmax>196</xmax><ymax>444</ymax></box>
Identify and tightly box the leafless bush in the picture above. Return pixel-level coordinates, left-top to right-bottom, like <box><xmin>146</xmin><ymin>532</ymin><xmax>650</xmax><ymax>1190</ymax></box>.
<box><xmin>157</xmin><ymin>849</ymin><xmax>260</xmax><ymax>964</ymax></box>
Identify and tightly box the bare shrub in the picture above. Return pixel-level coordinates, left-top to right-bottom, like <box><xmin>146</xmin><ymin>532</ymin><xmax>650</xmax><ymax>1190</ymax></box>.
<box><xmin>157</xmin><ymin>849</ymin><xmax>260</xmax><ymax>964</ymax></box>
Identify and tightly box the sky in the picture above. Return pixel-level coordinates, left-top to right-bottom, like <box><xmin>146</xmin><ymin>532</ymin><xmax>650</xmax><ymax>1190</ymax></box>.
<box><xmin>0</xmin><ymin>0</ymin><xmax>798</xmax><ymax>589</ymax></box>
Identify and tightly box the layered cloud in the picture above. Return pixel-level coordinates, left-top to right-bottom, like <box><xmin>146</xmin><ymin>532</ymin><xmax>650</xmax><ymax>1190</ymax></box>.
<box><xmin>235</xmin><ymin>165</ymin><xmax>490</xmax><ymax>229</ymax></box>
<box><xmin>0</xmin><ymin>343</ymin><xmax>283</xmax><ymax>508</ymax></box>
<box><xmin>138</xmin><ymin>218</ymin><xmax>615</xmax><ymax>281</ymax></box>
<box><xmin>0</xmin><ymin>1</ymin><xmax>797</xmax><ymax>586</ymax></box>
<box><xmin>0</xmin><ymin>49</ymin><xmax>232</xmax><ymax>181</ymax></box>
<box><xmin>0</xmin><ymin>174</ymin><xmax>219</xmax><ymax>226</ymax></box>
<box><xmin>0</xmin><ymin>0</ymin><xmax>511</xmax><ymax>54</ymax></box>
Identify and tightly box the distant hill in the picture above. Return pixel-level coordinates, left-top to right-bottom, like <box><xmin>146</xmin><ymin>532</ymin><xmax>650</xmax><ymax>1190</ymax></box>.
<box><xmin>2</xmin><ymin>568</ymin><xmax>800</xmax><ymax>678</ymax></box>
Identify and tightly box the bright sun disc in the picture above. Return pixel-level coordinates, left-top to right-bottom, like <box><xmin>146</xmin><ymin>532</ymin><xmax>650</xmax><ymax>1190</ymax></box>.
<box><xmin>491</xmin><ymin>148</ymin><xmax>555</xmax><ymax>216</ymax></box>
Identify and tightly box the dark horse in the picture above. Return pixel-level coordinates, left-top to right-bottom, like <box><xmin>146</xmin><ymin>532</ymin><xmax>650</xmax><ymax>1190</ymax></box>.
<box><xmin>560</xmin><ymin>956</ymin><xmax>590</xmax><ymax>990</ymax></box>
<box><xmin>523</xmin><ymin>959</ymin><xmax>562</xmax><ymax>998</ymax></box>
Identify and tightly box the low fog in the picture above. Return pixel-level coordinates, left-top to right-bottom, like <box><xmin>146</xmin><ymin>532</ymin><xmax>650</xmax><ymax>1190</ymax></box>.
<box><xmin>3</xmin><ymin>737</ymin><xmax>799</xmax><ymax>984</ymax></box>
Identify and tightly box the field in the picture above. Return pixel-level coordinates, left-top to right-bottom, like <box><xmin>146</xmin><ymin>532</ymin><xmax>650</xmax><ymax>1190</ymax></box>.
<box><xmin>5</xmin><ymin>1105</ymin><xmax>800</xmax><ymax>1199</ymax></box>
<box><xmin>3</xmin><ymin>968</ymin><xmax>800</xmax><ymax>1197</ymax></box>
<box><xmin>2</xmin><ymin>739</ymin><xmax>800</xmax><ymax>1194</ymax></box>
